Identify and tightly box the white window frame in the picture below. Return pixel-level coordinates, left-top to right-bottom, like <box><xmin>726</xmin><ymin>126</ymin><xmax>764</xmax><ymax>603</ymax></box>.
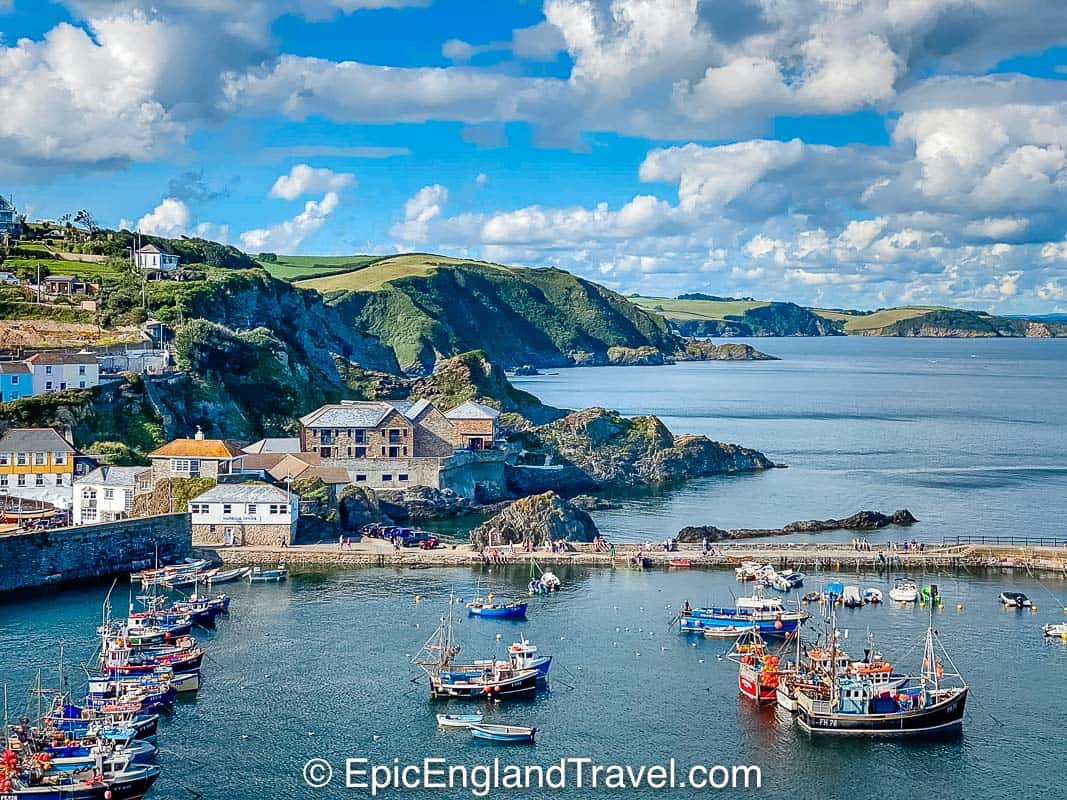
<box><xmin>53</xmin><ymin>451</ymin><xmax>67</xmax><ymax>465</ymax></box>
<box><xmin>15</xmin><ymin>453</ymin><xmax>27</xmax><ymax>466</ymax></box>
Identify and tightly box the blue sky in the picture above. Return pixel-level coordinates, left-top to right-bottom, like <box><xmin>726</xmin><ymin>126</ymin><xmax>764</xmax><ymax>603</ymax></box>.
<box><xmin>1</xmin><ymin>0</ymin><xmax>1066</xmax><ymax>312</ymax></box>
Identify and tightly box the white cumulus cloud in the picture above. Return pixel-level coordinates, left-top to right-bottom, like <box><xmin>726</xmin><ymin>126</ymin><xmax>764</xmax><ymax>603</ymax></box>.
<box><xmin>269</xmin><ymin>164</ymin><xmax>356</xmax><ymax>200</ymax></box>
<box><xmin>240</xmin><ymin>192</ymin><xmax>340</xmax><ymax>252</ymax></box>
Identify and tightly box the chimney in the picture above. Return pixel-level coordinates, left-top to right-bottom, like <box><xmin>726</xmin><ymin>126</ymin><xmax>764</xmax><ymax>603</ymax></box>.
<box><xmin>194</xmin><ymin>425</ymin><xmax>205</xmax><ymax>440</ymax></box>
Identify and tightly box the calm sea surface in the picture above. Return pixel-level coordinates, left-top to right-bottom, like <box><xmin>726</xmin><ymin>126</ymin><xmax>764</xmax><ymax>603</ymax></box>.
<box><xmin>2</xmin><ymin>338</ymin><xmax>1066</xmax><ymax>799</ymax></box>
<box><xmin>513</xmin><ymin>337</ymin><xmax>1067</xmax><ymax>544</ymax></box>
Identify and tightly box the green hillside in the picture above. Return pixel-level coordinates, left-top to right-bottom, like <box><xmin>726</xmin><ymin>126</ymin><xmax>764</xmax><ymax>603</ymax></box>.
<box><xmin>256</xmin><ymin>253</ymin><xmax>381</xmax><ymax>281</ymax></box>
<box><xmin>813</xmin><ymin>306</ymin><xmax>948</xmax><ymax>333</ymax></box>
<box><xmin>632</xmin><ymin>296</ymin><xmax>841</xmax><ymax>336</ymax></box>
<box><xmin>301</xmin><ymin>255</ymin><xmax>680</xmax><ymax>373</ymax></box>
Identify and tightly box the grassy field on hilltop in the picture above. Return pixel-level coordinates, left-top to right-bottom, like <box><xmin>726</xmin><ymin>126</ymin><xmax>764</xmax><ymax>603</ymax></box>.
<box><xmin>812</xmin><ymin>306</ymin><xmax>949</xmax><ymax>332</ymax></box>
<box><xmin>255</xmin><ymin>254</ymin><xmax>382</xmax><ymax>281</ymax></box>
<box><xmin>629</xmin><ymin>295</ymin><xmax>769</xmax><ymax>321</ymax></box>
<box><xmin>3</xmin><ymin>243</ymin><xmax>126</xmax><ymax>281</ymax></box>
<box><xmin>296</xmin><ymin>253</ymin><xmax>514</xmax><ymax>293</ymax></box>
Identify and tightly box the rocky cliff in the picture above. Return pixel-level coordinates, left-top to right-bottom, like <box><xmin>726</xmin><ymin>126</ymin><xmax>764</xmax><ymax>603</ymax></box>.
<box><xmin>469</xmin><ymin>491</ymin><xmax>598</xmax><ymax>550</ymax></box>
<box><xmin>672</xmin><ymin>302</ymin><xmax>843</xmax><ymax>337</ymax></box>
<box><xmin>677</xmin><ymin>341</ymin><xmax>779</xmax><ymax>361</ymax></box>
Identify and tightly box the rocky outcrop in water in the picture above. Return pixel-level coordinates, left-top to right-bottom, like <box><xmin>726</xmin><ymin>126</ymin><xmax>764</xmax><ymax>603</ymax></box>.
<box><xmin>677</xmin><ymin>509</ymin><xmax>918</xmax><ymax>542</ymax></box>
<box><xmin>511</xmin><ymin>407</ymin><xmax>774</xmax><ymax>490</ymax></box>
<box><xmin>677</xmin><ymin>341</ymin><xmax>779</xmax><ymax>361</ymax></box>
<box><xmin>469</xmin><ymin>491</ymin><xmax>598</xmax><ymax>550</ymax></box>
<box><xmin>606</xmin><ymin>346</ymin><xmax>669</xmax><ymax>366</ymax></box>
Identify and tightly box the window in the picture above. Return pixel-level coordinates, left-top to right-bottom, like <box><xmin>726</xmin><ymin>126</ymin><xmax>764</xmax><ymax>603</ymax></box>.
<box><xmin>355</xmin><ymin>474</ymin><xmax>367</xmax><ymax>482</ymax></box>
<box><xmin>124</xmin><ymin>490</ymin><xmax>133</xmax><ymax>511</ymax></box>
<box><xmin>171</xmin><ymin>458</ymin><xmax>201</xmax><ymax>474</ymax></box>
<box><xmin>56</xmin><ymin>474</ymin><xmax>65</xmax><ymax>486</ymax></box>
<box><xmin>0</xmin><ymin>454</ymin><xmax>8</xmax><ymax>466</ymax></box>
<box><xmin>0</xmin><ymin>475</ymin><xmax>6</xmax><ymax>487</ymax></box>
<box><xmin>10</xmin><ymin>375</ymin><xmax>18</xmax><ymax>385</ymax></box>
<box><xmin>79</xmin><ymin>381</ymin><xmax>85</xmax><ymax>389</ymax></box>
<box><xmin>45</xmin><ymin>365</ymin><xmax>53</xmax><ymax>375</ymax></box>
<box><xmin>54</xmin><ymin>452</ymin><xmax>67</xmax><ymax>465</ymax></box>
<box><xmin>45</xmin><ymin>381</ymin><xmax>53</xmax><ymax>391</ymax></box>
<box><xmin>388</xmin><ymin>447</ymin><xmax>401</xmax><ymax>458</ymax></box>
<box><xmin>15</xmin><ymin>453</ymin><xmax>26</xmax><ymax>466</ymax></box>
<box><xmin>382</xmin><ymin>474</ymin><xmax>393</xmax><ymax>482</ymax></box>
<box><xmin>82</xmin><ymin>509</ymin><xmax>97</xmax><ymax>522</ymax></box>
<box><xmin>190</xmin><ymin>503</ymin><xmax>207</xmax><ymax>515</ymax></box>
<box><xmin>269</xmin><ymin>503</ymin><xmax>289</xmax><ymax>515</ymax></box>
<box><xmin>33</xmin><ymin>452</ymin><xmax>46</xmax><ymax>466</ymax></box>
<box><xmin>222</xmin><ymin>504</ymin><xmax>232</xmax><ymax>515</ymax></box>
<box><xmin>246</xmin><ymin>504</ymin><xmax>257</xmax><ymax>515</ymax></box>
<box><xmin>398</xmin><ymin>474</ymin><xmax>409</xmax><ymax>482</ymax></box>
<box><xmin>16</xmin><ymin>475</ymin><xmax>25</xmax><ymax>486</ymax></box>
<box><xmin>78</xmin><ymin>366</ymin><xmax>86</xmax><ymax>375</ymax></box>
<box><xmin>353</xmin><ymin>429</ymin><xmax>366</xmax><ymax>444</ymax></box>
<box><xmin>35</xmin><ymin>474</ymin><xmax>44</xmax><ymax>486</ymax></box>
<box><xmin>354</xmin><ymin>446</ymin><xmax>367</xmax><ymax>458</ymax></box>
<box><xmin>103</xmin><ymin>488</ymin><xmax>114</xmax><ymax>500</ymax></box>
<box><xmin>388</xmin><ymin>429</ymin><xmax>403</xmax><ymax>444</ymax></box>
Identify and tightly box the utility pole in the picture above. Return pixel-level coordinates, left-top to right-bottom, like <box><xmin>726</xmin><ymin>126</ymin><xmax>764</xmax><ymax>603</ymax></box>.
<box><xmin>36</xmin><ymin>262</ymin><xmax>41</xmax><ymax>304</ymax></box>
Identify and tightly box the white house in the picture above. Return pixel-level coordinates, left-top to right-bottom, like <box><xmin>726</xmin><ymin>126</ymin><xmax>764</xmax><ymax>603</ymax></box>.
<box><xmin>135</xmin><ymin>244</ymin><xmax>180</xmax><ymax>275</ymax></box>
<box><xmin>26</xmin><ymin>352</ymin><xmax>99</xmax><ymax>395</ymax></box>
<box><xmin>188</xmin><ymin>482</ymin><xmax>298</xmax><ymax>546</ymax></box>
<box><xmin>74</xmin><ymin>466</ymin><xmax>139</xmax><ymax>524</ymax></box>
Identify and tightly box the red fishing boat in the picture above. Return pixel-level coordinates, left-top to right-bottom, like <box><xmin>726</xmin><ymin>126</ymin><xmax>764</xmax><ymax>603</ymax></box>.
<box><xmin>727</xmin><ymin>630</ymin><xmax>781</xmax><ymax>704</ymax></box>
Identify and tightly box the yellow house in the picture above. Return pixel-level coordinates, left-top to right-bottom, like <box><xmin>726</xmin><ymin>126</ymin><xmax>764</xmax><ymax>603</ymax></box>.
<box><xmin>0</xmin><ymin>427</ymin><xmax>76</xmax><ymax>490</ymax></box>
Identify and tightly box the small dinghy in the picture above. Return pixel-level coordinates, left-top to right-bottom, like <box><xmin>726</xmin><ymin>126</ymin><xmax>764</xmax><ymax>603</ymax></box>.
<box><xmin>469</xmin><ymin>724</ymin><xmax>537</xmax><ymax>743</ymax></box>
<box><xmin>703</xmin><ymin>624</ymin><xmax>756</xmax><ymax>640</ymax></box>
<box><xmin>800</xmin><ymin>591</ymin><xmax>821</xmax><ymax>603</ymax></box>
<box><xmin>668</xmin><ymin>559</ymin><xmax>692</xmax><ymax>569</ymax></box>
<box><xmin>1000</xmin><ymin>591</ymin><xmax>1032</xmax><ymax>608</ymax></box>
<box><xmin>436</xmin><ymin>713</ymin><xmax>484</xmax><ymax>728</ymax></box>
<box><xmin>863</xmin><ymin>588</ymin><xmax>883</xmax><ymax>604</ymax></box>
<box><xmin>207</xmin><ymin>567</ymin><xmax>250</xmax><ymax>584</ymax></box>
<box><xmin>249</xmin><ymin>565</ymin><xmax>288</xmax><ymax>583</ymax></box>
<box><xmin>467</xmin><ymin>599</ymin><xmax>528</xmax><ymax>619</ymax></box>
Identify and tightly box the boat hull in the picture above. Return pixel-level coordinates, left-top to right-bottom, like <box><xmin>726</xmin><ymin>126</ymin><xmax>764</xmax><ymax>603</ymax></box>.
<box><xmin>738</xmin><ymin>665</ymin><xmax>778</xmax><ymax>704</ymax></box>
<box><xmin>469</xmin><ymin>725</ymin><xmax>536</xmax><ymax>743</ymax></box>
<box><xmin>467</xmin><ymin>603</ymin><xmax>528</xmax><ymax>619</ymax></box>
<box><xmin>681</xmin><ymin>614</ymin><xmax>804</xmax><ymax>636</ymax></box>
<box><xmin>432</xmin><ymin>669</ymin><xmax>539</xmax><ymax>700</ymax></box>
<box><xmin>797</xmin><ymin>689</ymin><xmax>968</xmax><ymax>736</ymax></box>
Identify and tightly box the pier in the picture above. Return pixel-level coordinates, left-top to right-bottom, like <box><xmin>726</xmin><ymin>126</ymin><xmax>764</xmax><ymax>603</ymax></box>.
<box><xmin>202</xmin><ymin>538</ymin><xmax>1067</xmax><ymax>577</ymax></box>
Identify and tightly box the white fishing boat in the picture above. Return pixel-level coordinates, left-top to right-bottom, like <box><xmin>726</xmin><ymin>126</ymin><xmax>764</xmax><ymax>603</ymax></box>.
<box><xmin>703</xmin><ymin>624</ymin><xmax>757</xmax><ymax>640</ymax></box>
<box><xmin>436</xmin><ymin>713</ymin><xmax>484</xmax><ymax>728</ymax></box>
<box><xmin>863</xmin><ymin>588</ymin><xmax>883</xmax><ymax>604</ymax></box>
<box><xmin>1042</xmin><ymin>622</ymin><xmax>1067</xmax><ymax>638</ymax></box>
<box><xmin>842</xmin><ymin>586</ymin><xmax>863</xmax><ymax>608</ymax></box>
<box><xmin>248</xmin><ymin>565</ymin><xmax>288</xmax><ymax>582</ymax></box>
<box><xmin>889</xmin><ymin>578</ymin><xmax>919</xmax><ymax>603</ymax></box>
<box><xmin>771</xmin><ymin>574</ymin><xmax>792</xmax><ymax>592</ymax></box>
<box><xmin>207</xmin><ymin>567</ymin><xmax>250</xmax><ymax>584</ymax></box>
<box><xmin>999</xmin><ymin>591</ymin><xmax>1032</xmax><ymax>608</ymax></box>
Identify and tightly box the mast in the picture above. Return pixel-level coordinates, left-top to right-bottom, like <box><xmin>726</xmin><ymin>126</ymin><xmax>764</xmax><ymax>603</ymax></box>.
<box><xmin>921</xmin><ymin>597</ymin><xmax>938</xmax><ymax>693</ymax></box>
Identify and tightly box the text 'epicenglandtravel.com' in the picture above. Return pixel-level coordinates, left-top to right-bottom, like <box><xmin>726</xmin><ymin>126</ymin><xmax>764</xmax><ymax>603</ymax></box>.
<box><xmin>302</xmin><ymin>757</ymin><xmax>763</xmax><ymax>796</ymax></box>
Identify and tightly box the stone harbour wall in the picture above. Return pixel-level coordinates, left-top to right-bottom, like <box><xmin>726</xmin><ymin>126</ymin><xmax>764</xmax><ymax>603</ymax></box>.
<box><xmin>0</xmin><ymin>513</ymin><xmax>191</xmax><ymax>594</ymax></box>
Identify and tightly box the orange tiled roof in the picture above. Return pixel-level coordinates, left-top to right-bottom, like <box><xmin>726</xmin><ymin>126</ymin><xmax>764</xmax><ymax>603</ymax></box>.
<box><xmin>148</xmin><ymin>439</ymin><xmax>243</xmax><ymax>459</ymax></box>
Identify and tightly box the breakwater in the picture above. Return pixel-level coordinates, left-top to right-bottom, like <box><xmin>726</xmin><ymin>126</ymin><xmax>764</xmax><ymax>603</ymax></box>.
<box><xmin>0</xmin><ymin>513</ymin><xmax>191</xmax><ymax>594</ymax></box>
<box><xmin>204</xmin><ymin>540</ymin><xmax>1067</xmax><ymax>577</ymax></box>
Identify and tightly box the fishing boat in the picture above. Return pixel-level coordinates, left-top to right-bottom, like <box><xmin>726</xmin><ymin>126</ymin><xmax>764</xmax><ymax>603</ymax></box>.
<box><xmin>1042</xmin><ymin>622</ymin><xmax>1067</xmax><ymax>638</ymax></box>
<box><xmin>889</xmin><ymin>578</ymin><xmax>919</xmax><ymax>603</ymax></box>
<box><xmin>206</xmin><ymin>567</ymin><xmax>249</xmax><ymax>584</ymax></box>
<box><xmin>44</xmin><ymin>739</ymin><xmax>157</xmax><ymax>774</ymax></box>
<box><xmin>132</xmin><ymin>559</ymin><xmax>210</xmax><ymax>587</ymax></box>
<box><xmin>170</xmin><ymin>594</ymin><xmax>230</xmax><ymax>624</ymax></box>
<box><xmin>506</xmin><ymin>637</ymin><xmax>552</xmax><ymax>679</ymax></box>
<box><xmin>863</xmin><ymin>588</ymin><xmax>883</xmax><ymax>604</ymax></box>
<box><xmin>999</xmin><ymin>591</ymin><xmax>1032</xmax><ymax>608</ymax></box>
<box><xmin>726</xmin><ymin>630</ymin><xmax>780</xmax><ymax>704</ymax></box>
<box><xmin>45</xmin><ymin>703</ymin><xmax>160</xmax><ymax>741</ymax></box>
<box><xmin>734</xmin><ymin>561</ymin><xmax>773</xmax><ymax>582</ymax></box>
<box><xmin>842</xmin><ymin>586</ymin><xmax>864</xmax><ymax>608</ymax></box>
<box><xmin>527</xmin><ymin>564</ymin><xmax>560</xmax><ymax>595</ymax></box>
<box><xmin>415</xmin><ymin>598</ymin><xmax>543</xmax><ymax>701</ymax></box>
<box><xmin>771</xmin><ymin>573</ymin><xmax>792</xmax><ymax>592</ymax></box>
<box><xmin>795</xmin><ymin>593</ymin><xmax>968</xmax><ymax>736</ymax></box>
<box><xmin>677</xmin><ymin>588</ymin><xmax>809</xmax><ymax>636</ymax></box>
<box><xmin>248</xmin><ymin>565</ymin><xmax>288</xmax><ymax>582</ymax></box>
<box><xmin>780</xmin><ymin>571</ymin><xmax>804</xmax><ymax>588</ymax></box>
<box><xmin>466</xmin><ymin>599</ymin><xmax>528</xmax><ymax>619</ymax></box>
<box><xmin>0</xmin><ymin>764</ymin><xmax>162</xmax><ymax>799</ymax></box>
<box><xmin>435</xmin><ymin>713</ymin><xmax>484</xmax><ymax>728</ymax></box>
<box><xmin>469</xmin><ymin>724</ymin><xmax>536</xmax><ymax>743</ymax></box>
<box><xmin>100</xmin><ymin>639</ymin><xmax>204</xmax><ymax>676</ymax></box>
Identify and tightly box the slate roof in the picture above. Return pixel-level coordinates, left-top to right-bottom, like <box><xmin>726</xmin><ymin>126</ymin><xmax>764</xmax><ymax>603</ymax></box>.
<box><xmin>25</xmin><ymin>351</ymin><xmax>97</xmax><ymax>365</ymax></box>
<box><xmin>445</xmin><ymin>401</ymin><xmax>501</xmax><ymax>420</ymax></box>
<box><xmin>0</xmin><ymin>362</ymin><xmax>30</xmax><ymax>375</ymax></box>
<box><xmin>0</xmin><ymin>427</ymin><xmax>74</xmax><ymax>453</ymax></box>
<box><xmin>191</xmin><ymin>482</ymin><xmax>294</xmax><ymax>504</ymax></box>
<box><xmin>75</xmin><ymin>466</ymin><xmax>141</xmax><ymax>487</ymax></box>
<box><xmin>242</xmin><ymin>437</ymin><xmax>302</xmax><ymax>454</ymax></box>
<box><xmin>300</xmin><ymin>399</ymin><xmax>441</xmax><ymax>429</ymax></box>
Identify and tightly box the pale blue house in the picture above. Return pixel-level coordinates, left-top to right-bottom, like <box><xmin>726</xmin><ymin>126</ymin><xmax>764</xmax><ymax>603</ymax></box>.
<box><xmin>0</xmin><ymin>362</ymin><xmax>31</xmax><ymax>402</ymax></box>
<box><xmin>0</xmin><ymin>196</ymin><xmax>18</xmax><ymax>240</ymax></box>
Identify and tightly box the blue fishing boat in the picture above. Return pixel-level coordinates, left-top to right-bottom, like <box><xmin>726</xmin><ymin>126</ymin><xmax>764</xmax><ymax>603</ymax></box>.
<box><xmin>466</xmin><ymin>599</ymin><xmax>528</xmax><ymax>619</ymax></box>
<box><xmin>469</xmin><ymin>724</ymin><xmax>537</xmax><ymax>743</ymax></box>
<box><xmin>46</xmin><ymin>703</ymin><xmax>160</xmax><ymax>740</ymax></box>
<box><xmin>678</xmin><ymin>588</ymin><xmax>808</xmax><ymax>636</ymax></box>
<box><xmin>0</xmin><ymin>764</ymin><xmax>161</xmax><ymax>799</ymax></box>
<box><xmin>46</xmin><ymin>739</ymin><xmax>157</xmax><ymax>773</ymax></box>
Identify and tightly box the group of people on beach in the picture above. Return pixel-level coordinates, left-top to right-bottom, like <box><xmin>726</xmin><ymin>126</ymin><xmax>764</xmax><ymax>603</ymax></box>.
<box><xmin>337</xmin><ymin>535</ymin><xmax>354</xmax><ymax>550</ymax></box>
<box><xmin>853</xmin><ymin>537</ymin><xmax>926</xmax><ymax>553</ymax></box>
<box><xmin>851</xmin><ymin>538</ymin><xmax>874</xmax><ymax>551</ymax></box>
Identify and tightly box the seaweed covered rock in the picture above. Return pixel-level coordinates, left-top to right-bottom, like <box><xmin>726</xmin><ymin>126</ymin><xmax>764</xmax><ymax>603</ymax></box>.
<box><xmin>469</xmin><ymin>491</ymin><xmax>598</xmax><ymax>551</ymax></box>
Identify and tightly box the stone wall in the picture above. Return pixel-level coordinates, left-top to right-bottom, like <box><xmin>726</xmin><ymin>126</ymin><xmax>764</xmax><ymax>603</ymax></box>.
<box><xmin>0</xmin><ymin>513</ymin><xmax>191</xmax><ymax>594</ymax></box>
<box><xmin>439</xmin><ymin>449</ymin><xmax>507</xmax><ymax>499</ymax></box>
<box><xmin>413</xmin><ymin>406</ymin><xmax>456</xmax><ymax>457</ymax></box>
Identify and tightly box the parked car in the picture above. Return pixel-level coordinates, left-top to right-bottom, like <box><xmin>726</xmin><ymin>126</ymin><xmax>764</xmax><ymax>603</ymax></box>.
<box><xmin>419</xmin><ymin>537</ymin><xmax>440</xmax><ymax>550</ymax></box>
<box><xmin>402</xmin><ymin>531</ymin><xmax>433</xmax><ymax>548</ymax></box>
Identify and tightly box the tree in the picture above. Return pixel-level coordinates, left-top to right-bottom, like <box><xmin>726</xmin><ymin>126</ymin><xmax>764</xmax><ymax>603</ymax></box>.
<box><xmin>74</xmin><ymin>209</ymin><xmax>98</xmax><ymax>234</ymax></box>
<box><xmin>258</xmin><ymin>252</ymin><xmax>278</xmax><ymax>263</ymax></box>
